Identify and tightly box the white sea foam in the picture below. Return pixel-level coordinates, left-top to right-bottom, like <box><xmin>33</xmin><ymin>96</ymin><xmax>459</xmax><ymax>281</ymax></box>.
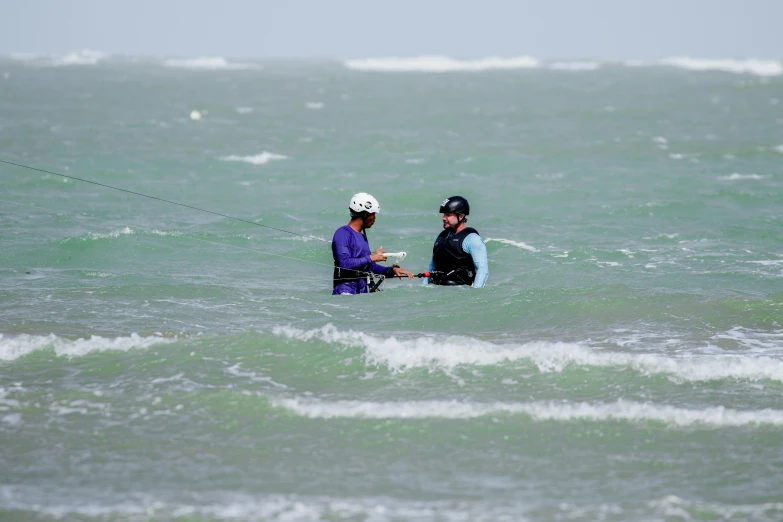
<box><xmin>712</xmin><ymin>327</ymin><xmax>783</xmax><ymax>354</ymax></box>
<box><xmin>643</xmin><ymin>233</ymin><xmax>679</xmax><ymax>240</ymax></box>
<box><xmin>49</xmin><ymin>399</ymin><xmax>108</xmax><ymax>417</ymax></box>
<box><xmin>344</xmin><ymin>56</ymin><xmax>782</xmax><ymax>76</ymax></box>
<box><xmin>650</xmin><ymin>495</ymin><xmax>783</xmax><ymax>522</ymax></box>
<box><xmin>235</xmin><ymin>107</ymin><xmax>254</xmax><ymax>114</ymax></box>
<box><xmin>547</xmin><ymin>61</ymin><xmax>600</xmax><ymax>71</ymax></box>
<box><xmin>2</xmin><ymin>413</ymin><xmax>21</xmax><ymax>425</ymax></box>
<box><xmin>344</xmin><ymin>55</ymin><xmax>540</xmax><ymax>72</ymax></box>
<box><xmin>10</xmin><ymin>49</ymin><xmax>108</xmax><ymax>67</ymax></box>
<box><xmin>74</xmin><ymin>227</ymin><xmax>181</xmax><ymax>241</ymax></box>
<box><xmin>598</xmin><ymin>328</ymin><xmax>783</xmax><ymax>356</ymax></box>
<box><xmin>660</xmin><ymin>57</ymin><xmax>783</xmax><ymax>76</ymax></box>
<box><xmin>484</xmin><ymin>238</ymin><xmax>539</xmax><ymax>252</ymax></box>
<box><xmin>4</xmin><ymin>491</ymin><xmax>781</xmax><ymax>522</ymax></box>
<box><xmin>55</xmin><ymin>49</ymin><xmax>109</xmax><ymax>66</ymax></box>
<box><xmin>86</xmin><ymin>227</ymin><xmax>134</xmax><ymax>240</ymax></box>
<box><xmin>0</xmin><ymin>333</ymin><xmax>175</xmax><ymax>361</ymax></box>
<box><xmin>272</xmin><ymin>397</ymin><xmax>783</xmax><ymax>427</ymax></box>
<box><xmin>272</xmin><ymin>324</ymin><xmax>783</xmax><ymax>382</ymax></box>
<box><xmin>163</xmin><ymin>56</ymin><xmax>260</xmax><ymax>70</ymax></box>
<box><xmin>306</xmin><ymin>102</ymin><xmax>324</xmax><ymax>110</ymax></box>
<box><xmin>773</xmin><ymin>145</ymin><xmax>783</xmax><ymax>153</ymax></box>
<box><xmin>718</xmin><ymin>173</ymin><xmax>767</xmax><ymax>180</ymax></box>
<box><xmin>226</xmin><ymin>364</ymin><xmax>288</xmax><ymax>389</ymax></box>
<box><xmin>148</xmin><ymin>229</ymin><xmax>183</xmax><ymax>237</ymax></box>
<box><xmin>220</xmin><ymin>152</ymin><xmax>288</xmax><ymax>165</ymax></box>
<box><xmin>626</xmin><ymin>57</ymin><xmax>783</xmax><ymax>77</ymax></box>
<box><xmin>0</xmin><ymin>489</ymin><xmax>579</xmax><ymax>522</ymax></box>
<box><xmin>747</xmin><ymin>260</ymin><xmax>783</xmax><ymax>266</ymax></box>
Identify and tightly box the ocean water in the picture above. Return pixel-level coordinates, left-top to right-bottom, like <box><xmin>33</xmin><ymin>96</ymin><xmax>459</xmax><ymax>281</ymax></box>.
<box><xmin>1</xmin><ymin>53</ymin><xmax>783</xmax><ymax>521</ymax></box>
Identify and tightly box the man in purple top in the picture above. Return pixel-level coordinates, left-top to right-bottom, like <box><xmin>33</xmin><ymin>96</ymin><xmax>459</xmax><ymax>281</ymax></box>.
<box><xmin>332</xmin><ymin>192</ymin><xmax>413</xmax><ymax>295</ymax></box>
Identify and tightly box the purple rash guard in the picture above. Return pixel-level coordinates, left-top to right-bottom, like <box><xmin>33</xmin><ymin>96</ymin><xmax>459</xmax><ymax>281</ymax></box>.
<box><xmin>332</xmin><ymin>225</ymin><xmax>394</xmax><ymax>295</ymax></box>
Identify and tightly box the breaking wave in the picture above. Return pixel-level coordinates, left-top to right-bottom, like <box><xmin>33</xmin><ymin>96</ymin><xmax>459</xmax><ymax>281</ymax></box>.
<box><xmin>0</xmin><ymin>333</ymin><xmax>175</xmax><ymax>361</ymax></box>
<box><xmin>219</xmin><ymin>152</ymin><xmax>288</xmax><ymax>165</ymax></box>
<box><xmin>344</xmin><ymin>55</ymin><xmax>540</xmax><ymax>72</ymax></box>
<box><xmin>272</xmin><ymin>324</ymin><xmax>783</xmax><ymax>382</ymax></box>
<box><xmin>272</xmin><ymin>397</ymin><xmax>783</xmax><ymax>427</ymax></box>
<box><xmin>163</xmin><ymin>56</ymin><xmax>260</xmax><ymax>70</ymax></box>
<box><xmin>9</xmin><ymin>49</ymin><xmax>109</xmax><ymax>67</ymax></box>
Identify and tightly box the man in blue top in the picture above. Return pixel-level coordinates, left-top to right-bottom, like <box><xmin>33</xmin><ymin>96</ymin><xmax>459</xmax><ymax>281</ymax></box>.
<box><xmin>332</xmin><ymin>192</ymin><xmax>413</xmax><ymax>295</ymax></box>
<box><xmin>423</xmin><ymin>196</ymin><xmax>489</xmax><ymax>288</ymax></box>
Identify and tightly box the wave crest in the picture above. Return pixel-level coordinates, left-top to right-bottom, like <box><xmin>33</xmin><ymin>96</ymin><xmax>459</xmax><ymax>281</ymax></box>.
<box><xmin>344</xmin><ymin>55</ymin><xmax>540</xmax><ymax>72</ymax></box>
<box><xmin>272</xmin><ymin>397</ymin><xmax>783</xmax><ymax>427</ymax></box>
<box><xmin>343</xmin><ymin>55</ymin><xmax>781</xmax><ymax>76</ymax></box>
<box><xmin>3</xmin><ymin>490</ymin><xmax>781</xmax><ymax>522</ymax></box>
<box><xmin>163</xmin><ymin>56</ymin><xmax>260</xmax><ymax>70</ymax></box>
<box><xmin>547</xmin><ymin>61</ymin><xmax>601</xmax><ymax>71</ymax></box>
<box><xmin>484</xmin><ymin>238</ymin><xmax>539</xmax><ymax>252</ymax></box>
<box><xmin>0</xmin><ymin>333</ymin><xmax>175</xmax><ymax>361</ymax></box>
<box><xmin>219</xmin><ymin>152</ymin><xmax>288</xmax><ymax>165</ymax></box>
<box><xmin>626</xmin><ymin>57</ymin><xmax>782</xmax><ymax>77</ymax></box>
<box><xmin>718</xmin><ymin>173</ymin><xmax>767</xmax><ymax>180</ymax></box>
<box><xmin>272</xmin><ymin>324</ymin><xmax>783</xmax><ymax>382</ymax></box>
<box><xmin>9</xmin><ymin>49</ymin><xmax>108</xmax><ymax>67</ymax></box>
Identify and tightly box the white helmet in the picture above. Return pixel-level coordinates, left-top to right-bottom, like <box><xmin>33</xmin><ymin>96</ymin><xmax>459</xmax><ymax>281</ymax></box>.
<box><xmin>349</xmin><ymin>192</ymin><xmax>380</xmax><ymax>215</ymax></box>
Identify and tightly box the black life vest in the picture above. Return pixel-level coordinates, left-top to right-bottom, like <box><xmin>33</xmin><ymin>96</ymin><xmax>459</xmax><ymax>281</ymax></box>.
<box><xmin>431</xmin><ymin>227</ymin><xmax>480</xmax><ymax>286</ymax></box>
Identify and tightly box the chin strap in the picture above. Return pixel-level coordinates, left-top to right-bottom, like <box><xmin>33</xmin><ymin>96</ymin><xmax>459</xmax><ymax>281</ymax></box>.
<box><xmin>362</xmin><ymin>212</ymin><xmax>373</xmax><ymax>232</ymax></box>
<box><xmin>446</xmin><ymin>214</ymin><xmax>465</xmax><ymax>232</ymax></box>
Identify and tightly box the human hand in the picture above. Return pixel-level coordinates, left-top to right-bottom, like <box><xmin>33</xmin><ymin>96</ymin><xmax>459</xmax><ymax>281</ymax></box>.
<box><xmin>392</xmin><ymin>266</ymin><xmax>414</xmax><ymax>279</ymax></box>
<box><xmin>370</xmin><ymin>246</ymin><xmax>387</xmax><ymax>262</ymax></box>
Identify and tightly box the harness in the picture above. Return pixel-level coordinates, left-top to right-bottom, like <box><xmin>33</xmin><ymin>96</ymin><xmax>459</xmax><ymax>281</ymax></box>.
<box><xmin>332</xmin><ymin>227</ymin><xmax>386</xmax><ymax>293</ymax></box>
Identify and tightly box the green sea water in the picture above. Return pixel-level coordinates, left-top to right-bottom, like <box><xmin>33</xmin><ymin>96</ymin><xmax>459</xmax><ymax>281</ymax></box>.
<box><xmin>1</xmin><ymin>55</ymin><xmax>782</xmax><ymax>521</ymax></box>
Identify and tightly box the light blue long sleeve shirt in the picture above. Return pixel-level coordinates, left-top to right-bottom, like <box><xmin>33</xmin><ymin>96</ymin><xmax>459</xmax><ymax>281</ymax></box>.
<box><xmin>423</xmin><ymin>232</ymin><xmax>489</xmax><ymax>288</ymax></box>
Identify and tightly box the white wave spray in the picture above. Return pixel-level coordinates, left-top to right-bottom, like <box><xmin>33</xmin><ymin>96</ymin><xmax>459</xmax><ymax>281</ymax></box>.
<box><xmin>219</xmin><ymin>152</ymin><xmax>288</xmax><ymax>165</ymax></box>
<box><xmin>484</xmin><ymin>238</ymin><xmax>539</xmax><ymax>252</ymax></box>
<box><xmin>272</xmin><ymin>397</ymin><xmax>783</xmax><ymax>427</ymax></box>
<box><xmin>272</xmin><ymin>324</ymin><xmax>783</xmax><ymax>382</ymax></box>
<box><xmin>344</xmin><ymin>55</ymin><xmax>540</xmax><ymax>72</ymax></box>
<box><xmin>9</xmin><ymin>49</ymin><xmax>109</xmax><ymax>67</ymax></box>
<box><xmin>163</xmin><ymin>57</ymin><xmax>260</xmax><ymax>70</ymax></box>
<box><xmin>0</xmin><ymin>333</ymin><xmax>175</xmax><ymax>361</ymax></box>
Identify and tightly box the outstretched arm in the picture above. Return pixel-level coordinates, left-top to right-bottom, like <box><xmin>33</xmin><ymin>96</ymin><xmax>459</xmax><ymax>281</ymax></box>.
<box><xmin>462</xmin><ymin>234</ymin><xmax>489</xmax><ymax>288</ymax></box>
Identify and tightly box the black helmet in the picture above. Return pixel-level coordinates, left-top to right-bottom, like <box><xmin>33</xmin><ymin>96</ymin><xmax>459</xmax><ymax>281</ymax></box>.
<box><xmin>439</xmin><ymin>196</ymin><xmax>470</xmax><ymax>216</ymax></box>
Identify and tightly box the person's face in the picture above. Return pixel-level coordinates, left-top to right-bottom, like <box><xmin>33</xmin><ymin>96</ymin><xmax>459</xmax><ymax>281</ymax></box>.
<box><xmin>442</xmin><ymin>212</ymin><xmax>460</xmax><ymax>229</ymax></box>
<box><xmin>364</xmin><ymin>213</ymin><xmax>377</xmax><ymax>228</ymax></box>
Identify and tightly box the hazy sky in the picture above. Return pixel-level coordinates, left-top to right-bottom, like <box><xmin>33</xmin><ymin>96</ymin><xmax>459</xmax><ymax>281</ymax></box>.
<box><xmin>2</xmin><ymin>0</ymin><xmax>782</xmax><ymax>60</ymax></box>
